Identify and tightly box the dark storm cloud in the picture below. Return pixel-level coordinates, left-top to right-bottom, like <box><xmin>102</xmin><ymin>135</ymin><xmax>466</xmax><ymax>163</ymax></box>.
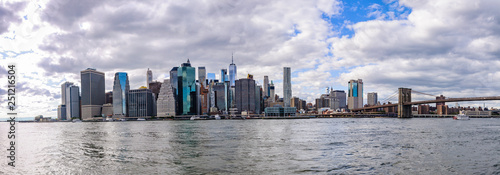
<box><xmin>0</xmin><ymin>2</ymin><xmax>27</xmax><ymax>34</ymax></box>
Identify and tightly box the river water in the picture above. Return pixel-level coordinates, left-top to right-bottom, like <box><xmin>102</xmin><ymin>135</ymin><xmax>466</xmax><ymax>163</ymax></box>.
<box><xmin>1</xmin><ymin>118</ymin><xmax>499</xmax><ymax>174</ymax></box>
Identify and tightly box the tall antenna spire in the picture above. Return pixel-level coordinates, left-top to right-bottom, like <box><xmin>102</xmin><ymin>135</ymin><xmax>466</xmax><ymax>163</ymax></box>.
<box><xmin>232</xmin><ymin>52</ymin><xmax>234</xmax><ymax>64</ymax></box>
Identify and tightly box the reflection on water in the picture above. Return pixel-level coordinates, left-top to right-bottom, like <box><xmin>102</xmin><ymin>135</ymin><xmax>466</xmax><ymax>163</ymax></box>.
<box><xmin>1</xmin><ymin>118</ymin><xmax>500</xmax><ymax>174</ymax></box>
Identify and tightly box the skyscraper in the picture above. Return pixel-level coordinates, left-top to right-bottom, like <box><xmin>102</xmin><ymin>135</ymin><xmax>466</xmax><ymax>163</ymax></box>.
<box><xmin>263</xmin><ymin>76</ymin><xmax>269</xmax><ymax>97</ymax></box>
<box><xmin>283</xmin><ymin>67</ymin><xmax>292</xmax><ymax>107</ymax></box>
<box><xmin>61</xmin><ymin>82</ymin><xmax>74</xmax><ymax>105</ymax></box>
<box><xmin>81</xmin><ymin>68</ymin><xmax>105</xmax><ymax>120</ymax></box>
<box><xmin>156</xmin><ymin>79</ymin><xmax>176</xmax><ymax>117</ymax></box>
<box><xmin>348</xmin><ymin>79</ymin><xmax>363</xmax><ymax>110</ymax></box>
<box><xmin>220</xmin><ymin>69</ymin><xmax>228</xmax><ymax>82</ymax></box>
<box><xmin>367</xmin><ymin>92</ymin><xmax>378</xmax><ymax>106</ymax></box>
<box><xmin>170</xmin><ymin>67</ymin><xmax>178</xmax><ymax>92</ymax></box>
<box><xmin>58</xmin><ymin>82</ymin><xmax>74</xmax><ymax>120</ymax></box>
<box><xmin>235</xmin><ymin>78</ymin><xmax>256</xmax><ymax>114</ymax></box>
<box><xmin>198</xmin><ymin>67</ymin><xmax>206</xmax><ymax>87</ymax></box>
<box><xmin>66</xmin><ymin>85</ymin><xmax>80</xmax><ymax>119</ymax></box>
<box><xmin>113</xmin><ymin>72</ymin><xmax>130</xmax><ymax>117</ymax></box>
<box><xmin>177</xmin><ymin>59</ymin><xmax>197</xmax><ymax>115</ymax></box>
<box><xmin>147</xmin><ymin>68</ymin><xmax>153</xmax><ymax>88</ymax></box>
<box><xmin>229</xmin><ymin>55</ymin><xmax>237</xmax><ymax>87</ymax></box>
<box><xmin>269</xmin><ymin>80</ymin><xmax>275</xmax><ymax>102</ymax></box>
<box><xmin>128</xmin><ymin>88</ymin><xmax>155</xmax><ymax>117</ymax></box>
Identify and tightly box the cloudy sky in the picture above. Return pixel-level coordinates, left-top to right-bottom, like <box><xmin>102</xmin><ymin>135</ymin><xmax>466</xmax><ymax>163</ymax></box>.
<box><xmin>2</xmin><ymin>0</ymin><xmax>500</xmax><ymax>119</ymax></box>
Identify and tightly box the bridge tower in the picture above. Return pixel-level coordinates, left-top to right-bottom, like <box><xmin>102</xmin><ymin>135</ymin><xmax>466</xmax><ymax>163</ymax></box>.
<box><xmin>398</xmin><ymin>88</ymin><xmax>412</xmax><ymax>118</ymax></box>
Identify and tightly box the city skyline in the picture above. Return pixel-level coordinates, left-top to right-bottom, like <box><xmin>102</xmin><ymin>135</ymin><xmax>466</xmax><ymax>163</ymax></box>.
<box><xmin>2</xmin><ymin>0</ymin><xmax>500</xmax><ymax>118</ymax></box>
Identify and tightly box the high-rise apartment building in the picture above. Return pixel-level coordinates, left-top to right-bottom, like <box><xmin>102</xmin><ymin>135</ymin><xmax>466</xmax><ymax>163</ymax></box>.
<box><xmin>367</xmin><ymin>92</ymin><xmax>378</xmax><ymax>106</ymax></box>
<box><xmin>113</xmin><ymin>72</ymin><xmax>130</xmax><ymax>117</ymax></box>
<box><xmin>283</xmin><ymin>67</ymin><xmax>292</xmax><ymax>107</ymax></box>
<box><xmin>348</xmin><ymin>79</ymin><xmax>363</xmax><ymax>110</ymax></box>
<box><xmin>229</xmin><ymin>55</ymin><xmax>237</xmax><ymax>87</ymax></box>
<box><xmin>147</xmin><ymin>68</ymin><xmax>153</xmax><ymax>88</ymax></box>
<box><xmin>81</xmin><ymin>68</ymin><xmax>105</xmax><ymax>120</ymax></box>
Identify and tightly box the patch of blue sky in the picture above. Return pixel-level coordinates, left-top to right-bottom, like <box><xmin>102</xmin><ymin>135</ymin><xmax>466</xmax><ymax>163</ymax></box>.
<box><xmin>0</xmin><ymin>50</ymin><xmax>34</xmax><ymax>59</ymax></box>
<box><xmin>289</xmin><ymin>24</ymin><xmax>301</xmax><ymax>37</ymax></box>
<box><xmin>23</xmin><ymin>15</ymin><xmax>27</xmax><ymax>20</ymax></box>
<box><xmin>323</xmin><ymin>0</ymin><xmax>412</xmax><ymax>38</ymax></box>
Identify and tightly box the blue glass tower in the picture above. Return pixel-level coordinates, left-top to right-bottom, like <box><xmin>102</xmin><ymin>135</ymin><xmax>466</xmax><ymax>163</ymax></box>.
<box><xmin>229</xmin><ymin>55</ymin><xmax>237</xmax><ymax>87</ymax></box>
<box><xmin>177</xmin><ymin>59</ymin><xmax>197</xmax><ymax>115</ymax></box>
<box><xmin>113</xmin><ymin>72</ymin><xmax>130</xmax><ymax>117</ymax></box>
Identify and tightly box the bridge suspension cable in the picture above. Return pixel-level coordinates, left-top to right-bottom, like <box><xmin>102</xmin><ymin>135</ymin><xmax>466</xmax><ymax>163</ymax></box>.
<box><xmin>411</xmin><ymin>90</ymin><xmax>438</xmax><ymax>97</ymax></box>
<box><xmin>380</xmin><ymin>90</ymin><xmax>398</xmax><ymax>104</ymax></box>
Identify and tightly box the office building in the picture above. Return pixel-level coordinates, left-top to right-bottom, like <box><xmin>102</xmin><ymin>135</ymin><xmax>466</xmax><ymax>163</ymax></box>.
<box><xmin>263</xmin><ymin>76</ymin><xmax>269</xmax><ymax>97</ymax></box>
<box><xmin>235</xmin><ymin>78</ymin><xmax>256</xmax><ymax>114</ymax></box>
<box><xmin>221</xmin><ymin>69</ymin><xmax>228</xmax><ymax>82</ymax></box>
<box><xmin>113</xmin><ymin>72</ymin><xmax>130</xmax><ymax>117</ymax></box>
<box><xmin>348</xmin><ymin>79</ymin><xmax>363</xmax><ymax>110</ymax></box>
<box><xmin>255</xmin><ymin>85</ymin><xmax>262</xmax><ymax>114</ymax></box>
<box><xmin>283</xmin><ymin>67</ymin><xmax>292</xmax><ymax>107</ymax></box>
<box><xmin>81</xmin><ymin>68</ymin><xmax>105</xmax><ymax>120</ymax></box>
<box><xmin>58</xmin><ymin>82</ymin><xmax>74</xmax><ymax>120</ymax></box>
<box><xmin>102</xmin><ymin>103</ymin><xmax>113</xmax><ymax>117</ymax></box>
<box><xmin>331</xmin><ymin>90</ymin><xmax>347</xmax><ymax>110</ymax></box>
<box><xmin>61</xmin><ymin>82</ymin><xmax>74</xmax><ymax>105</ymax></box>
<box><xmin>147</xmin><ymin>68</ymin><xmax>153</xmax><ymax>88</ymax></box>
<box><xmin>229</xmin><ymin>55</ymin><xmax>237</xmax><ymax>87</ymax></box>
<box><xmin>198</xmin><ymin>67</ymin><xmax>206</xmax><ymax>87</ymax></box>
<box><xmin>170</xmin><ymin>67</ymin><xmax>178</xmax><ymax>92</ymax></box>
<box><xmin>57</xmin><ymin>105</ymin><xmax>66</xmax><ymax>120</ymax></box>
<box><xmin>105</xmin><ymin>91</ymin><xmax>113</xmax><ymax>104</ymax></box>
<box><xmin>149</xmin><ymin>81</ymin><xmax>162</xmax><ymax>101</ymax></box>
<box><xmin>269</xmin><ymin>81</ymin><xmax>275</xmax><ymax>102</ymax></box>
<box><xmin>66</xmin><ymin>85</ymin><xmax>80</xmax><ymax>119</ymax></box>
<box><xmin>367</xmin><ymin>92</ymin><xmax>378</xmax><ymax>106</ymax></box>
<box><xmin>128</xmin><ymin>88</ymin><xmax>155</xmax><ymax>117</ymax></box>
<box><xmin>157</xmin><ymin>79</ymin><xmax>176</xmax><ymax>117</ymax></box>
<box><xmin>213</xmin><ymin>83</ymin><xmax>227</xmax><ymax>111</ymax></box>
<box><xmin>177</xmin><ymin>59</ymin><xmax>197</xmax><ymax>115</ymax></box>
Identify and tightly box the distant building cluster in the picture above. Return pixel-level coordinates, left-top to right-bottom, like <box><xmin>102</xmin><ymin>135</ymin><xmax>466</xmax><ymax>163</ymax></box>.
<box><xmin>57</xmin><ymin>57</ymin><xmax>299</xmax><ymax>120</ymax></box>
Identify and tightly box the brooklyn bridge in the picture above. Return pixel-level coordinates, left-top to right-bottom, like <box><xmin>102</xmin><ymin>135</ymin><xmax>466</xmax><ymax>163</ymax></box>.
<box><xmin>351</xmin><ymin>88</ymin><xmax>500</xmax><ymax>118</ymax></box>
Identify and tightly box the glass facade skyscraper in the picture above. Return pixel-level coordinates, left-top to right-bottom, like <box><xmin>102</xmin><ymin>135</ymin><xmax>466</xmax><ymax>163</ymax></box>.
<box><xmin>283</xmin><ymin>67</ymin><xmax>292</xmax><ymax>107</ymax></box>
<box><xmin>113</xmin><ymin>72</ymin><xmax>130</xmax><ymax>117</ymax></box>
<box><xmin>221</xmin><ymin>69</ymin><xmax>228</xmax><ymax>82</ymax></box>
<box><xmin>229</xmin><ymin>56</ymin><xmax>237</xmax><ymax>87</ymax></box>
<box><xmin>178</xmin><ymin>59</ymin><xmax>197</xmax><ymax>115</ymax></box>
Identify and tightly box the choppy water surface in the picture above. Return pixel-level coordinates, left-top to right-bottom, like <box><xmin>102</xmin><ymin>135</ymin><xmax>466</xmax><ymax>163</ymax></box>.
<box><xmin>1</xmin><ymin>118</ymin><xmax>500</xmax><ymax>174</ymax></box>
